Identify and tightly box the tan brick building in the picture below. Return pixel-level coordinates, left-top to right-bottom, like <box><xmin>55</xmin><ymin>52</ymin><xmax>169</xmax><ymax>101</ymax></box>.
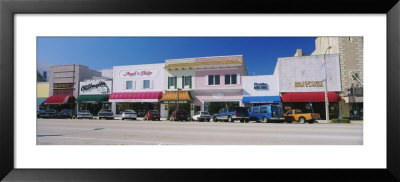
<box><xmin>312</xmin><ymin>37</ymin><xmax>363</xmax><ymax>119</ymax></box>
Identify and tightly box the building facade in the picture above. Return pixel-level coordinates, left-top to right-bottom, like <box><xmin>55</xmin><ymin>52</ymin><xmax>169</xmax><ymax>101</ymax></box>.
<box><xmin>277</xmin><ymin>54</ymin><xmax>342</xmax><ymax>119</ymax></box>
<box><xmin>193</xmin><ymin>55</ymin><xmax>247</xmax><ymax>115</ymax></box>
<box><xmin>161</xmin><ymin>58</ymin><xmax>196</xmax><ymax>118</ymax></box>
<box><xmin>312</xmin><ymin>37</ymin><xmax>363</xmax><ymax>119</ymax></box>
<box><xmin>45</xmin><ymin>64</ymin><xmax>101</xmax><ymax>112</ymax></box>
<box><xmin>242</xmin><ymin>70</ymin><xmax>281</xmax><ymax>107</ymax></box>
<box><xmin>37</xmin><ymin>82</ymin><xmax>49</xmax><ymax>111</ymax></box>
<box><xmin>76</xmin><ymin>78</ymin><xmax>112</xmax><ymax>115</ymax></box>
<box><xmin>109</xmin><ymin>63</ymin><xmax>166</xmax><ymax>117</ymax></box>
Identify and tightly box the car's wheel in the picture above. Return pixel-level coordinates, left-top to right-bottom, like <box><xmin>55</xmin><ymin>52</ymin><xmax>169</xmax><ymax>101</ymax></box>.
<box><xmin>122</xmin><ymin>118</ymin><xmax>124</xmax><ymax>120</ymax></box>
<box><xmin>262</xmin><ymin>117</ymin><xmax>268</xmax><ymax>123</ymax></box>
<box><xmin>240</xmin><ymin>119</ymin><xmax>244</xmax><ymax>123</ymax></box>
<box><xmin>228</xmin><ymin>116</ymin><xmax>233</xmax><ymax>122</ymax></box>
<box><xmin>213</xmin><ymin>116</ymin><xmax>217</xmax><ymax>122</ymax></box>
<box><xmin>299</xmin><ymin>117</ymin><xmax>306</xmax><ymax>124</ymax></box>
<box><xmin>245</xmin><ymin>119</ymin><xmax>249</xmax><ymax>123</ymax></box>
<box><xmin>134</xmin><ymin>118</ymin><xmax>137</xmax><ymax>120</ymax></box>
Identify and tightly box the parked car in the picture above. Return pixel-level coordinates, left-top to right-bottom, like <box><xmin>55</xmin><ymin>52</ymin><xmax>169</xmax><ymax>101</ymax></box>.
<box><xmin>144</xmin><ymin>110</ymin><xmax>160</xmax><ymax>121</ymax></box>
<box><xmin>283</xmin><ymin>109</ymin><xmax>320</xmax><ymax>124</ymax></box>
<box><xmin>40</xmin><ymin>109</ymin><xmax>58</xmax><ymax>118</ymax></box>
<box><xmin>77</xmin><ymin>110</ymin><xmax>93</xmax><ymax>119</ymax></box>
<box><xmin>213</xmin><ymin>107</ymin><xmax>249</xmax><ymax>123</ymax></box>
<box><xmin>121</xmin><ymin>110</ymin><xmax>137</xmax><ymax>120</ymax></box>
<box><xmin>98</xmin><ymin>109</ymin><xmax>114</xmax><ymax>120</ymax></box>
<box><xmin>58</xmin><ymin>109</ymin><xmax>75</xmax><ymax>119</ymax></box>
<box><xmin>169</xmin><ymin>110</ymin><xmax>189</xmax><ymax>121</ymax></box>
<box><xmin>37</xmin><ymin>110</ymin><xmax>43</xmax><ymax>118</ymax></box>
<box><xmin>192</xmin><ymin>111</ymin><xmax>211</xmax><ymax>122</ymax></box>
<box><xmin>248</xmin><ymin>105</ymin><xmax>284</xmax><ymax>123</ymax></box>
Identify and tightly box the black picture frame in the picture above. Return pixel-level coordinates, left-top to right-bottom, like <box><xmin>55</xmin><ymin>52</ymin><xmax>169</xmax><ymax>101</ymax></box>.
<box><xmin>1</xmin><ymin>0</ymin><xmax>399</xmax><ymax>181</ymax></box>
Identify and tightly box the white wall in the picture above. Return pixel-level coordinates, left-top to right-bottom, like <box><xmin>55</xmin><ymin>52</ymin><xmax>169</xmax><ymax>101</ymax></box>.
<box><xmin>243</xmin><ymin>74</ymin><xmax>279</xmax><ymax>97</ymax></box>
<box><xmin>277</xmin><ymin>54</ymin><xmax>341</xmax><ymax>92</ymax></box>
<box><xmin>113</xmin><ymin>63</ymin><xmax>165</xmax><ymax>93</ymax></box>
<box><xmin>79</xmin><ymin>79</ymin><xmax>112</xmax><ymax>95</ymax></box>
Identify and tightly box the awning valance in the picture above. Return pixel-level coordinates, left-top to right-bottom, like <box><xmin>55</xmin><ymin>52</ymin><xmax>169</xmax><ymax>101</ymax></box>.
<box><xmin>243</xmin><ymin>96</ymin><xmax>281</xmax><ymax>104</ymax></box>
<box><xmin>281</xmin><ymin>92</ymin><xmax>341</xmax><ymax>102</ymax></box>
<box><xmin>44</xmin><ymin>95</ymin><xmax>75</xmax><ymax>104</ymax></box>
<box><xmin>109</xmin><ymin>92</ymin><xmax>162</xmax><ymax>103</ymax></box>
<box><xmin>160</xmin><ymin>91</ymin><xmax>192</xmax><ymax>103</ymax></box>
<box><xmin>76</xmin><ymin>95</ymin><xmax>109</xmax><ymax>103</ymax></box>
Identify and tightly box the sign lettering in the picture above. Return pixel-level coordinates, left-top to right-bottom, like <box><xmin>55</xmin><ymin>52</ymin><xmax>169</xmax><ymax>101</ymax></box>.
<box><xmin>81</xmin><ymin>81</ymin><xmax>109</xmax><ymax>93</ymax></box>
<box><xmin>54</xmin><ymin>83</ymin><xmax>74</xmax><ymax>89</ymax></box>
<box><xmin>294</xmin><ymin>81</ymin><xmax>323</xmax><ymax>87</ymax></box>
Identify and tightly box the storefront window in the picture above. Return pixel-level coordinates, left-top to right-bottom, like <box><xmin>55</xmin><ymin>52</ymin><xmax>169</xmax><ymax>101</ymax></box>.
<box><xmin>184</xmin><ymin>76</ymin><xmax>190</xmax><ymax>86</ymax></box>
<box><xmin>143</xmin><ymin>80</ymin><xmax>150</xmax><ymax>88</ymax></box>
<box><xmin>126</xmin><ymin>81</ymin><xmax>132</xmax><ymax>89</ymax></box>
<box><xmin>225</xmin><ymin>74</ymin><xmax>237</xmax><ymax>85</ymax></box>
<box><xmin>231</xmin><ymin>74</ymin><xmax>237</xmax><ymax>84</ymax></box>
<box><xmin>208</xmin><ymin>75</ymin><xmax>220</xmax><ymax>85</ymax></box>
<box><xmin>208</xmin><ymin>75</ymin><xmax>214</xmax><ymax>85</ymax></box>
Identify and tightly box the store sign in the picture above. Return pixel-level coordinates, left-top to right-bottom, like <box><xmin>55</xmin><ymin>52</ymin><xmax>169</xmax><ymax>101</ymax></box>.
<box><xmin>54</xmin><ymin>83</ymin><xmax>74</xmax><ymax>89</ymax></box>
<box><xmin>119</xmin><ymin>69</ymin><xmax>158</xmax><ymax>78</ymax></box>
<box><xmin>212</xmin><ymin>93</ymin><xmax>224</xmax><ymax>99</ymax></box>
<box><xmin>161</xmin><ymin>100</ymin><xmax>190</xmax><ymax>104</ymax></box>
<box><xmin>79</xmin><ymin>80</ymin><xmax>112</xmax><ymax>95</ymax></box>
<box><xmin>294</xmin><ymin>81</ymin><xmax>323</xmax><ymax>88</ymax></box>
<box><xmin>254</xmin><ymin>83</ymin><xmax>269</xmax><ymax>90</ymax></box>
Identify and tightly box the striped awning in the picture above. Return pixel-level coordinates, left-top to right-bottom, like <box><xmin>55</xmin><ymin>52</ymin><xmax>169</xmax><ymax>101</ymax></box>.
<box><xmin>160</xmin><ymin>91</ymin><xmax>192</xmax><ymax>103</ymax></box>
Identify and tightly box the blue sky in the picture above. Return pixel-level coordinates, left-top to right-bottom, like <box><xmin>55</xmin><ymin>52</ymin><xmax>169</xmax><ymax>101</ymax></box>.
<box><xmin>37</xmin><ymin>37</ymin><xmax>316</xmax><ymax>75</ymax></box>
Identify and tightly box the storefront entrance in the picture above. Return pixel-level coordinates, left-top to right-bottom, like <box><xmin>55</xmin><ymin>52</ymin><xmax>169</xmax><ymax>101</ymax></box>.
<box><xmin>78</xmin><ymin>102</ymin><xmax>111</xmax><ymax>116</ymax></box>
<box><xmin>166</xmin><ymin>103</ymin><xmax>191</xmax><ymax>117</ymax></box>
<box><xmin>204</xmin><ymin>101</ymin><xmax>239</xmax><ymax>115</ymax></box>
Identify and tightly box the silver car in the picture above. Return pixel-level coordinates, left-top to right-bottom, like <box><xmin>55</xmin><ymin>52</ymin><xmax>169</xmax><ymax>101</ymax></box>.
<box><xmin>121</xmin><ymin>110</ymin><xmax>137</xmax><ymax>120</ymax></box>
<box><xmin>77</xmin><ymin>110</ymin><xmax>93</xmax><ymax>119</ymax></box>
<box><xmin>192</xmin><ymin>111</ymin><xmax>211</xmax><ymax>122</ymax></box>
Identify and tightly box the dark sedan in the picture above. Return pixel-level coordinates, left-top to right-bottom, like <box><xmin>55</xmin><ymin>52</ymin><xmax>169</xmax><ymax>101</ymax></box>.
<box><xmin>58</xmin><ymin>109</ymin><xmax>75</xmax><ymax>119</ymax></box>
<box><xmin>39</xmin><ymin>109</ymin><xmax>58</xmax><ymax>118</ymax></box>
<box><xmin>98</xmin><ymin>109</ymin><xmax>114</xmax><ymax>120</ymax></box>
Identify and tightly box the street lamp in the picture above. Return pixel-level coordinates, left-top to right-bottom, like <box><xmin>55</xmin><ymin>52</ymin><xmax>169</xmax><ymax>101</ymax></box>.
<box><xmin>177</xmin><ymin>88</ymin><xmax>182</xmax><ymax>111</ymax></box>
<box><xmin>324</xmin><ymin>46</ymin><xmax>332</xmax><ymax>123</ymax></box>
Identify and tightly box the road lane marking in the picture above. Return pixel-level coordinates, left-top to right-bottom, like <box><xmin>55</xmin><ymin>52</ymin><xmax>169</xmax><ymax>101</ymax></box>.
<box><xmin>46</xmin><ymin>136</ymin><xmax>185</xmax><ymax>145</ymax></box>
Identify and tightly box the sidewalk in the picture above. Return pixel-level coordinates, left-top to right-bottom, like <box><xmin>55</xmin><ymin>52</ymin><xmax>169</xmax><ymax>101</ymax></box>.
<box><xmin>316</xmin><ymin>120</ymin><xmax>363</xmax><ymax>124</ymax></box>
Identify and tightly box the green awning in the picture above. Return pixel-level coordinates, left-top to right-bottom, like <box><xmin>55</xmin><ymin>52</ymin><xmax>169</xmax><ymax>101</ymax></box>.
<box><xmin>76</xmin><ymin>95</ymin><xmax>109</xmax><ymax>103</ymax></box>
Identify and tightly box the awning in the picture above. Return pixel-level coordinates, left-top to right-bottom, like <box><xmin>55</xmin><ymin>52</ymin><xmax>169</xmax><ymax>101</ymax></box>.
<box><xmin>109</xmin><ymin>92</ymin><xmax>162</xmax><ymax>103</ymax></box>
<box><xmin>44</xmin><ymin>95</ymin><xmax>75</xmax><ymax>104</ymax></box>
<box><xmin>243</xmin><ymin>96</ymin><xmax>281</xmax><ymax>104</ymax></box>
<box><xmin>76</xmin><ymin>95</ymin><xmax>109</xmax><ymax>103</ymax></box>
<box><xmin>37</xmin><ymin>97</ymin><xmax>47</xmax><ymax>106</ymax></box>
<box><xmin>160</xmin><ymin>91</ymin><xmax>192</xmax><ymax>104</ymax></box>
<box><xmin>281</xmin><ymin>92</ymin><xmax>341</xmax><ymax>102</ymax></box>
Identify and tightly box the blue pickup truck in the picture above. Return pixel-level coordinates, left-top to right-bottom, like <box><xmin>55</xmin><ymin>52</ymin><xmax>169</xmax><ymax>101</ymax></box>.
<box><xmin>213</xmin><ymin>107</ymin><xmax>250</xmax><ymax>123</ymax></box>
<box><xmin>248</xmin><ymin>105</ymin><xmax>284</xmax><ymax>123</ymax></box>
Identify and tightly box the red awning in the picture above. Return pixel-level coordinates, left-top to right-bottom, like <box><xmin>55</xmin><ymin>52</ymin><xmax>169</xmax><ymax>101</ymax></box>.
<box><xmin>44</xmin><ymin>95</ymin><xmax>75</xmax><ymax>104</ymax></box>
<box><xmin>109</xmin><ymin>92</ymin><xmax>163</xmax><ymax>101</ymax></box>
<box><xmin>281</xmin><ymin>92</ymin><xmax>341</xmax><ymax>102</ymax></box>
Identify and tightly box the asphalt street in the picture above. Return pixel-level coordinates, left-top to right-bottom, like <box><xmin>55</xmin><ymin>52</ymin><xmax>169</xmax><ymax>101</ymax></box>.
<box><xmin>37</xmin><ymin>118</ymin><xmax>363</xmax><ymax>145</ymax></box>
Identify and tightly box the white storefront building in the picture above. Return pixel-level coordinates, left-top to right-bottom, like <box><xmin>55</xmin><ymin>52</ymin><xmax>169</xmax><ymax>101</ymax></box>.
<box><xmin>242</xmin><ymin>68</ymin><xmax>280</xmax><ymax>106</ymax></box>
<box><xmin>76</xmin><ymin>78</ymin><xmax>112</xmax><ymax>115</ymax></box>
<box><xmin>109</xmin><ymin>63</ymin><xmax>166</xmax><ymax>117</ymax></box>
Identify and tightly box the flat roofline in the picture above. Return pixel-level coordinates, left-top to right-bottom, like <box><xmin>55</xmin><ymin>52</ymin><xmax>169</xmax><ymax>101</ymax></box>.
<box><xmin>277</xmin><ymin>53</ymin><xmax>340</xmax><ymax>59</ymax></box>
<box><xmin>113</xmin><ymin>63</ymin><xmax>165</xmax><ymax>68</ymax></box>
<box><xmin>165</xmin><ymin>54</ymin><xmax>243</xmax><ymax>61</ymax></box>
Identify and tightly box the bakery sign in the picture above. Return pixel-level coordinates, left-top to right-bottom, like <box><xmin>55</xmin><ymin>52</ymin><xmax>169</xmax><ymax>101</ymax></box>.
<box><xmin>119</xmin><ymin>69</ymin><xmax>158</xmax><ymax>78</ymax></box>
<box><xmin>294</xmin><ymin>81</ymin><xmax>323</xmax><ymax>87</ymax></box>
<box><xmin>80</xmin><ymin>80</ymin><xmax>112</xmax><ymax>95</ymax></box>
<box><xmin>54</xmin><ymin>83</ymin><xmax>74</xmax><ymax>89</ymax></box>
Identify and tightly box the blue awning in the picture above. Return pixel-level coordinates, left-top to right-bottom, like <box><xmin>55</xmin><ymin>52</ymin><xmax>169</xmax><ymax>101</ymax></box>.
<box><xmin>37</xmin><ymin>97</ymin><xmax>47</xmax><ymax>106</ymax></box>
<box><xmin>243</xmin><ymin>96</ymin><xmax>281</xmax><ymax>104</ymax></box>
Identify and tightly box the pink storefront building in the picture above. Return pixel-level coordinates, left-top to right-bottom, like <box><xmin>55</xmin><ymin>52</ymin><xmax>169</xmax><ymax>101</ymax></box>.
<box><xmin>193</xmin><ymin>55</ymin><xmax>248</xmax><ymax>115</ymax></box>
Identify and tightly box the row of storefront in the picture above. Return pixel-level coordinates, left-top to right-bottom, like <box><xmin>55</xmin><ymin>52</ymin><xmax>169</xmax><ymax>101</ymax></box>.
<box><xmin>39</xmin><ymin>53</ymin><xmax>361</xmax><ymax>120</ymax></box>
